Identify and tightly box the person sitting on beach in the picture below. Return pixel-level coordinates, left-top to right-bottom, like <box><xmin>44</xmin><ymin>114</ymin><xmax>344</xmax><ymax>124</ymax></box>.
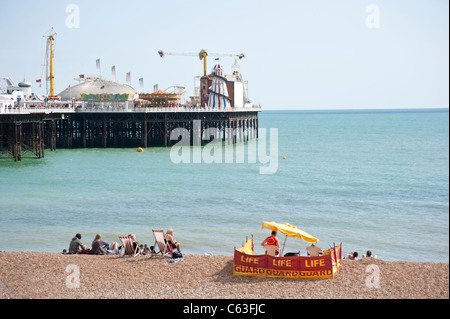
<box><xmin>68</xmin><ymin>233</ymin><xmax>88</xmax><ymax>254</ymax></box>
<box><xmin>306</xmin><ymin>244</ymin><xmax>323</xmax><ymax>257</ymax></box>
<box><xmin>261</xmin><ymin>231</ymin><xmax>280</xmax><ymax>256</ymax></box>
<box><xmin>165</xmin><ymin>228</ymin><xmax>181</xmax><ymax>252</ymax></box>
<box><xmin>129</xmin><ymin>234</ymin><xmax>141</xmax><ymax>255</ymax></box>
<box><xmin>346</xmin><ymin>251</ymin><xmax>359</xmax><ymax>260</ymax></box>
<box><xmin>363</xmin><ymin>250</ymin><xmax>377</xmax><ymax>259</ymax></box>
<box><xmin>91</xmin><ymin>234</ymin><xmax>119</xmax><ymax>255</ymax></box>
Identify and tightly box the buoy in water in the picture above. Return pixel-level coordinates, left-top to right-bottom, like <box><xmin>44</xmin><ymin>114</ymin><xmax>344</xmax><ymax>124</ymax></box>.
<box><xmin>137</xmin><ymin>147</ymin><xmax>143</xmax><ymax>152</ymax></box>
<box><xmin>282</xmin><ymin>156</ymin><xmax>286</xmax><ymax>160</ymax></box>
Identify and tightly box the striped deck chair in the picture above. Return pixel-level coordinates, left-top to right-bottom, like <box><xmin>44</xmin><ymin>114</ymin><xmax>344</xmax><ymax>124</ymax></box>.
<box><xmin>119</xmin><ymin>236</ymin><xmax>140</xmax><ymax>257</ymax></box>
<box><xmin>151</xmin><ymin>230</ymin><xmax>173</xmax><ymax>257</ymax></box>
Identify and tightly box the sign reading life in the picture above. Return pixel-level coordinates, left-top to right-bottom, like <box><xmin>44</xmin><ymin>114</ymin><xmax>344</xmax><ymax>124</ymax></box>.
<box><xmin>234</xmin><ymin>244</ymin><xmax>342</xmax><ymax>279</ymax></box>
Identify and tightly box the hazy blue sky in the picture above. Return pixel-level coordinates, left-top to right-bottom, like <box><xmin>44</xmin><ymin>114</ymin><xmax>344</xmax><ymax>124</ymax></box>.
<box><xmin>1</xmin><ymin>0</ymin><xmax>448</xmax><ymax>110</ymax></box>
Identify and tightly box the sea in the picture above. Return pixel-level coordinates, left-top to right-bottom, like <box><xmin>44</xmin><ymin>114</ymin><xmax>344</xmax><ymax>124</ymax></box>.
<box><xmin>0</xmin><ymin>109</ymin><xmax>448</xmax><ymax>262</ymax></box>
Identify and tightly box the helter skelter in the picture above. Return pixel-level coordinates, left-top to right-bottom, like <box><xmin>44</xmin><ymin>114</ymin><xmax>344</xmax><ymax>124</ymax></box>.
<box><xmin>207</xmin><ymin>64</ymin><xmax>232</xmax><ymax>109</ymax></box>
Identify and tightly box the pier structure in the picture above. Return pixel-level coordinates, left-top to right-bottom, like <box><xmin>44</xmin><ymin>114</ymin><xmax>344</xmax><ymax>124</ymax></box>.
<box><xmin>0</xmin><ymin>106</ymin><xmax>260</xmax><ymax>161</ymax></box>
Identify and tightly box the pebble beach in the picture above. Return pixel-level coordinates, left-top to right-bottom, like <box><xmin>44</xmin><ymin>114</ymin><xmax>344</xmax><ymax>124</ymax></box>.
<box><xmin>0</xmin><ymin>251</ymin><xmax>448</xmax><ymax>299</ymax></box>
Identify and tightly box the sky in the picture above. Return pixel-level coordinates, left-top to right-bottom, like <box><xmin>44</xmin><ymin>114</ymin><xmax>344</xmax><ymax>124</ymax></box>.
<box><xmin>0</xmin><ymin>0</ymin><xmax>448</xmax><ymax>110</ymax></box>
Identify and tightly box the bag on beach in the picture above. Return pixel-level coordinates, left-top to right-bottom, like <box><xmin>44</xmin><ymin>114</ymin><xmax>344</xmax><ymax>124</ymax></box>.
<box><xmin>95</xmin><ymin>246</ymin><xmax>107</xmax><ymax>255</ymax></box>
<box><xmin>172</xmin><ymin>251</ymin><xmax>182</xmax><ymax>259</ymax></box>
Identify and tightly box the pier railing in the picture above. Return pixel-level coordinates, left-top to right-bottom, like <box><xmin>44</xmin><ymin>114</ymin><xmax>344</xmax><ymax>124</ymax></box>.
<box><xmin>0</xmin><ymin>106</ymin><xmax>261</xmax><ymax>115</ymax></box>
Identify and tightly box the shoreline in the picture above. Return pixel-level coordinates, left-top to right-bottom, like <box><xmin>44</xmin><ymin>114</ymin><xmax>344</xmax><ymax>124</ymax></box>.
<box><xmin>1</xmin><ymin>248</ymin><xmax>446</xmax><ymax>264</ymax></box>
<box><xmin>0</xmin><ymin>251</ymin><xmax>448</xmax><ymax>299</ymax></box>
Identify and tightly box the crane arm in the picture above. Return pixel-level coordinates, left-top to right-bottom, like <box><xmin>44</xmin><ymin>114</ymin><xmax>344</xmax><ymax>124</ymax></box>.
<box><xmin>158</xmin><ymin>49</ymin><xmax>245</xmax><ymax>76</ymax></box>
<box><xmin>208</xmin><ymin>53</ymin><xmax>245</xmax><ymax>59</ymax></box>
<box><xmin>158</xmin><ymin>50</ymin><xmax>198</xmax><ymax>58</ymax></box>
<box><xmin>158</xmin><ymin>50</ymin><xmax>244</xmax><ymax>59</ymax></box>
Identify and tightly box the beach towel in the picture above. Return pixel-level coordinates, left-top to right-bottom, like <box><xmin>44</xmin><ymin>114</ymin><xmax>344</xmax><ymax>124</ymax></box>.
<box><xmin>167</xmin><ymin>257</ymin><xmax>186</xmax><ymax>263</ymax></box>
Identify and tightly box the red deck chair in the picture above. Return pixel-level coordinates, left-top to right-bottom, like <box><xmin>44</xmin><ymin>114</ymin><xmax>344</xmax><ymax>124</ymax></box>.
<box><xmin>119</xmin><ymin>236</ymin><xmax>140</xmax><ymax>257</ymax></box>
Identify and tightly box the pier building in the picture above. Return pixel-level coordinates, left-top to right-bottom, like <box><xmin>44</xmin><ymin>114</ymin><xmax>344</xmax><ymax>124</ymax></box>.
<box><xmin>57</xmin><ymin>77</ymin><xmax>137</xmax><ymax>101</ymax></box>
<box><xmin>1</xmin><ymin>40</ymin><xmax>260</xmax><ymax>161</ymax></box>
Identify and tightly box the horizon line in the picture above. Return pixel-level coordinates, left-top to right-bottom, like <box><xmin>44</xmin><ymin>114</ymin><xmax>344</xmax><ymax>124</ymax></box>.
<box><xmin>260</xmin><ymin>107</ymin><xmax>449</xmax><ymax>111</ymax></box>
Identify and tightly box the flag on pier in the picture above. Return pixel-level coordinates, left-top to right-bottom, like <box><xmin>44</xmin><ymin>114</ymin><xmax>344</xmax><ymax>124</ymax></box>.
<box><xmin>36</xmin><ymin>78</ymin><xmax>41</xmax><ymax>83</ymax></box>
<box><xmin>139</xmin><ymin>78</ymin><xmax>143</xmax><ymax>88</ymax></box>
<box><xmin>126</xmin><ymin>72</ymin><xmax>130</xmax><ymax>83</ymax></box>
<box><xmin>111</xmin><ymin>66</ymin><xmax>115</xmax><ymax>76</ymax></box>
<box><xmin>96</xmin><ymin>59</ymin><xmax>100</xmax><ymax>69</ymax></box>
<box><xmin>153</xmin><ymin>84</ymin><xmax>158</xmax><ymax>92</ymax></box>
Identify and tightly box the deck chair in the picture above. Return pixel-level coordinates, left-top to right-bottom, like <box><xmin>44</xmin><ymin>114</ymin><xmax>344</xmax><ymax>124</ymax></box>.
<box><xmin>151</xmin><ymin>230</ymin><xmax>172</xmax><ymax>257</ymax></box>
<box><xmin>306</xmin><ymin>245</ymin><xmax>323</xmax><ymax>257</ymax></box>
<box><xmin>119</xmin><ymin>236</ymin><xmax>140</xmax><ymax>257</ymax></box>
<box><xmin>263</xmin><ymin>245</ymin><xmax>279</xmax><ymax>257</ymax></box>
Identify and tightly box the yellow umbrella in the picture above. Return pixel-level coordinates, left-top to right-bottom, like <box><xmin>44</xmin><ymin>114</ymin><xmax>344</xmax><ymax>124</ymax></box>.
<box><xmin>262</xmin><ymin>221</ymin><xmax>318</xmax><ymax>255</ymax></box>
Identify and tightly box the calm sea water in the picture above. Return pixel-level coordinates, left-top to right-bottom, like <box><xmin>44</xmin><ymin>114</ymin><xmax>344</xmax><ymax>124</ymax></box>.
<box><xmin>0</xmin><ymin>109</ymin><xmax>448</xmax><ymax>262</ymax></box>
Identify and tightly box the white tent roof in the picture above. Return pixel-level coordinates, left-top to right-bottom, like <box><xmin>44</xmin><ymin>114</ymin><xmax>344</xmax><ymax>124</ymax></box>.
<box><xmin>57</xmin><ymin>79</ymin><xmax>137</xmax><ymax>101</ymax></box>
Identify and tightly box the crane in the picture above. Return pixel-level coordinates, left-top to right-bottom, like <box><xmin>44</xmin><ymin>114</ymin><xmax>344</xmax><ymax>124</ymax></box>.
<box><xmin>158</xmin><ymin>49</ymin><xmax>245</xmax><ymax>76</ymax></box>
<box><xmin>41</xmin><ymin>28</ymin><xmax>60</xmax><ymax>100</ymax></box>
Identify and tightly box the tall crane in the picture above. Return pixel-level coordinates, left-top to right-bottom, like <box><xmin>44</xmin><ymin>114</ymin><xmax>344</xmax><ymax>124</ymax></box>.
<box><xmin>41</xmin><ymin>28</ymin><xmax>60</xmax><ymax>100</ymax></box>
<box><xmin>158</xmin><ymin>49</ymin><xmax>245</xmax><ymax>76</ymax></box>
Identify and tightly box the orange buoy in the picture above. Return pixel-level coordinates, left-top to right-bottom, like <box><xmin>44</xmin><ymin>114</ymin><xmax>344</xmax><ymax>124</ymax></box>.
<box><xmin>282</xmin><ymin>156</ymin><xmax>286</xmax><ymax>160</ymax></box>
<box><xmin>137</xmin><ymin>147</ymin><xmax>143</xmax><ymax>152</ymax></box>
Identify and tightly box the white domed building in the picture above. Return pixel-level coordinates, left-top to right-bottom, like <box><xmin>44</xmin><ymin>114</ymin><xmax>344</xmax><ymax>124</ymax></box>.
<box><xmin>18</xmin><ymin>80</ymin><xmax>32</xmax><ymax>97</ymax></box>
<box><xmin>57</xmin><ymin>77</ymin><xmax>137</xmax><ymax>101</ymax></box>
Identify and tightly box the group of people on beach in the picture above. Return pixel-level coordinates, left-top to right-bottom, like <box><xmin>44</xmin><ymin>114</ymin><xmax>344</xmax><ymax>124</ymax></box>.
<box><xmin>64</xmin><ymin>229</ymin><xmax>181</xmax><ymax>256</ymax></box>
<box><xmin>345</xmin><ymin>250</ymin><xmax>377</xmax><ymax>260</ymax></box>
<box><xmin>261</xmin><ymin>230</ymin><xmax>377</xmax><ymax>259</ymax></box>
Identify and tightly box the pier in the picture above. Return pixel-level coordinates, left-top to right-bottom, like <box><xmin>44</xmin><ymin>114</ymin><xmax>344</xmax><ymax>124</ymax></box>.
<box><xmin>0</xmin><ymin>106</ymin><xmax>260</xmax><ymax>161</ymax></box>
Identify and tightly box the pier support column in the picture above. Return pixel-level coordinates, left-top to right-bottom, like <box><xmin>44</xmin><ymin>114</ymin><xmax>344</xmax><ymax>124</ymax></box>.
<box><xmin>222</xmin><ymin>121</ymin><xmax>225</xmax><ymax>142</ymax></box>
<box><xmin>192</xmin><ymin>120</ymin><xmax>201</xmax><ymax>147</ymax></box>
<box><xmin>51</xmin><ymin>120</ymin><xmax>56</xmax><ymax>150</ymax></box>
<box><xmin>13</xmin><ymin>123</ymin><xmax>22</xmax><ymax>161</ymax></box>
<box><xmin>246</xmin><ymin>118</ymin><xmax>249</xmax><ymax>141</ymax></box>
<box><xmin>227</xmin><ymin>119</ymin><xmax>231</xmax><ymax>145</ymax></box>
<box><xmin>113</xmin><ymin>122</ymin><xmax>117</xmax><ymax>147</ymax></box>
<box><xmin>239</xmin><ymin>119</ymin><xmax>242</xmax><ymax>142</ymax></box>
<box><xmin>31</xmin><ymin>122</ymin><xmax>37</xmax><ymax>156</ymax></box>
<box><xmin>39</xmin><ymin>121</ymin><xmax>44</xmax><ymax>158</ymax></box>
<box><xmin>233</xmin><ymin>120</ymin><xmax>237</xmax><ymax>144</ymax></box>
<box><xmin>164</xmin><ymin>115</ymin><xmax>168</xmax><ymax>147</ymax></box>
<box><xmin>103</xmin><ymin>119</ymin><xmax>107</xmax><ymax>148</ymax></box>
<box><xmin>67</xmin><ymin>120</ymin><xmax>73</xmax><ymax>148</ymax></box>
<box><xmin>82</xmin><ymin>118</ymin><xmax>86</xmax><ymax>148</ymax></box>
<box><xmin>142</xmin><ymin>120</ymin><xmax>147</xmax><ymax>148</ymax></box>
